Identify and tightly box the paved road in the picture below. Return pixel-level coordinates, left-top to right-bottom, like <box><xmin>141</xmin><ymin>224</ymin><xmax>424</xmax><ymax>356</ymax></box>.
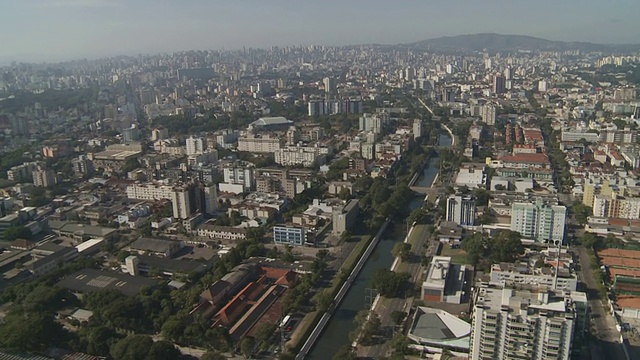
<box><xmin>575</xmin><ymin>246</ymin><xmax>627</xmax><ymax>360</ymax></box>
<box><xmin>358</xmin><ymin>224</ymin><xmax>438</xmax><ymax>359</ymax></box>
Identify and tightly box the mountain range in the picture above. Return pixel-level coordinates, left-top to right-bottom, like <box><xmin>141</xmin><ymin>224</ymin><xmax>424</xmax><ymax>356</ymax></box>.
<box><xmin>405</xmin><ymin>33</ymin><xmax>640</xmax><ymax>53</ymax></box>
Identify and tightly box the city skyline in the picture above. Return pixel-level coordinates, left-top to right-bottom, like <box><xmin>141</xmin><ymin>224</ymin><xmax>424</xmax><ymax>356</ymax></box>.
<box><xmin>2</xmin><ymin>0</ymin><xmax>640</xmax><ymax>63</ymax></box>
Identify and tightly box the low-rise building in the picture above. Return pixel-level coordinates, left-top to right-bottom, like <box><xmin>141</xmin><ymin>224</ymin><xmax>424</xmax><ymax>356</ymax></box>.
<box><xmin>273</xmin><ymin>225</ymin><xmax>309</xmax><ymax>246</ymax></box>
<box><xmin>196</xmin><ymin>222</ymin><xmax>248</xmax><ymax>241</ymax></box>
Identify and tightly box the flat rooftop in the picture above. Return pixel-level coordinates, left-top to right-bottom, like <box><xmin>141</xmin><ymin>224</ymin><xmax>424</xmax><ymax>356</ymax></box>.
<box><xmin>57</xmin><ymin>268</ymin><xmax>158</xmax><ymax>296</ymax></box>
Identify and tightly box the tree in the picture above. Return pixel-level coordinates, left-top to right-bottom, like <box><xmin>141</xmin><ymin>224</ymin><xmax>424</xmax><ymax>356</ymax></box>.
<box><xmin>147</xmin><ymin>340</ymin><xmax>181</xmax><ymax>360</ymax></box>
<box><xmin>571</xmin><ymin>202</ymin><xmax>592</xmax><ymax>226</ymax></box>
<box><xmin>494</xmin><ymin>184</ymin><xmax>506</xmax><ymax>191</ymax></box>
<box><xmin>473</xmin><ymin>188</ymin><xmax>491</xmax><ymax>206</ymax></box>
<box><xmin>3</xmin><ymin>226</ymin><xmax>31</xmax><ymax>241</ymax></box>
<box><xmin>489</xmin><ymin>230</ymin><xmax>524</xmax><ymax>264</ymax></box>
<box><xmin>0</xmin><ymin>312</ymin><xmax>67</xmax><ymax>353</ymax></box>
<box><xmin>392</xmin><ymin>242</ymin><xmax>412</xmax><ymax>262</ymax></box>
<box><xmin>240</xmin><ymin>337</ymin><xmax>254</xmax><ymax>358</ymax></box>
<box><xmin>338</xmin><ymin>187</ymin><xmax>352</xmax><ymax>200</ymax></box>
<box><xmin>340</xmin><ymin>230</ymin><xmax>352</xmax><ymax>242</ymax></box>
<box><xmin>461</xmin><ymin>232</ymin><xmax>486</xmax><ymax>267</ymax></box>
<box><xmin>389</xmin><ymin>333</ymin><xmax>410</xmax><ymax>354</ymax></box>
<box><xmin>110</xmin><ymin>334</ymin><xmax>154</xmax><ymax>360</ymax></box>
<box><xmin>390</xmin><ymin>311</ymin><xmax>407</xmax><ymax>326</ymax></box>
<box><xmin>370</xmin><ymin>269</ymin><xmax>410</xmax><ymax>298</ymax></box>
<box><xmin>80</xmin><ymin>325</ymin><xmax>118</xmax><ymax>356</ymax></box>
<box><xmin>254</xmin><ymin>322</ymin><xmax>277</xmax><ymax>343</ymax></box>
<box><xmin>201</xmin><ymin>351</ymin><xmax>226</xmax><ymax>360</ymax></box>
<box><xmin>332</xmin><ymin>345</ymin><xmax>357</xmax><ymax>360</ymax></box>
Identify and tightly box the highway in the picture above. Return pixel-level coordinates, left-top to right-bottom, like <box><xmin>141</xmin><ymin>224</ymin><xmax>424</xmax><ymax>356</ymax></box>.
<box><xmin>296</xmin><ymin>219</ymin><xmax>391</xmax><ymax>360</ymax></box>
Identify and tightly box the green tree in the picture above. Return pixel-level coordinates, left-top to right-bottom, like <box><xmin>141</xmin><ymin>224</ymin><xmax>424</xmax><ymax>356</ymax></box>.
<box><xmin>389</xmin><ymin>333</ymin><xmax>410</xmax><ymax>354</ymax></box>
<box><xmin>489</xmin><ymin>230</ymin><xmax>524</xmax><ymax>263</ymax></box>
<box><xmin>147</xmin><ymin>340</ymin><xmax>181</xmax><ymax>360</ymax></box>
<box><xmin>370</xmin><ymin>269</ymin><xmax>410</xmax><ymax>298</ymax></box>
<box><xmin>240</xmin><ymin>337</ymin><xmax>255</xmax><ymax>358</ymax></box>
<box><xmin>473</xmin><ymin>188</ymin><xmax>491</xmax><ymax>206</ymax></box>
<box><xmin>0</xmin><ymin>312</ymin><xmax>67</xmax><ymax>352</ymax></box>
<box><xmin>390</xmin><ymin>311</ymin><xmax>407</xmax><ymax>326</ymax></box>
<box><xmin>201</xmin><ymin>351</ymin><xmax>226</xmax><ymax>360</ymax></box>
<box><xmin>332</xmin><ymin>345</ymin><xmax>357</xmax><ymax>360</ymax></box>
<box><xmin>254</xmin><ymin>322</ymin><xmax>277</xmax><ymax>343</ymax></box>
<box><xmin>571</xmin><ymin>202</ymin><xmax>592</xmax><ymax>226</ymax></box>
<box><xmin>392</xmin><ymin>242</ymin><xmax>413</xmax><ymax>262</ymax></box>
<box><xmin>110</xmin><ymin>334</ymin><xmax>154</xmax><ymax>360</ymax></box>
<box><xmin>3</xmin><ymin>226</ymin><xmax>31</xmax><ymax>241</ymax></box>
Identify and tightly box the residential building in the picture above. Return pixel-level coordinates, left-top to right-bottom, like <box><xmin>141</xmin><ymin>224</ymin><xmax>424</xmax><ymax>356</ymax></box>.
<box><xmin>332</xmin><ymin>199</ymin><xmax>360</xmax><ymax>236</ymax></box>
<box><xmin>196</xmin><ymin>222</ymin><xmax>247</xmax><ymax>241</ymax></box>
<box><xmin>237</xmin><ymin>135</ymin><xmax>281</xmax><ymax>153</ymax></box>
<box><xmin>186</xmin><ymin>136</ymin><xmax>206</xmax><ymax>156</ymax></box>
<box><xmin>273</xmin><ymin>225</ymin><xmax>308</xmax><ymax>246</ymax></box>
<box><xmin>446</xmin><ymin>195</ymin><xmax>476</xmax><ymax>227</ymax></box>
<box><xmin>359</xmin><ymin>113</ymin><xmax>388</xmax><ymax>134</ymax></box>
<box><xmin>470</xmin><ymin>284</ymin><xmax>587</xmax><ymax>360</ymax></box>
<box><xmin>490</xmin><ymin>261</ymin><xmax>578</xmax><ymax>291</ymax></box>
<box><xmin>511</xmin><ymin>199</ymin><xmax>567</xmax><ymax>243</ymax></box>
<box><xmin>171</xmin><ymin>185</ymin><xmax>191</xmax><ymax>220</ymax></box>
<box><xmin>7</xmin><ymin>162</ymin><xmax>39</xmax><ymax>182</ymax></box>
<box><xmin>215</xmin><ymin>129</ymin><xmax>240</xmax><ymax>149</ymax></box>
<box><xmin>275</xmin><ymin>146</ymin><xmax>329</xmax><ymax>167</ymax></box>
<box><xmin>481</xmin><ymin>104</ymin><xmax>497</xmax><ymax>126</ymax></box>
<box><xmin>122</xmin><ymin>125</ymin><xmax>141</xmax><ymax>142</ymax></box>
<box><xmin>492</xmin><ymin>73</ymin><xmax>506</xmax><ymax>94</ymax></box>
<box><xmin>32</xmin><ymin>167</ymin><xmax>57</xmax><ymax>188</ymax></box>
<box><xmin>222</xmin><ymin>162</ymin><xmax>255</xmax><ymax>191</ymax></box>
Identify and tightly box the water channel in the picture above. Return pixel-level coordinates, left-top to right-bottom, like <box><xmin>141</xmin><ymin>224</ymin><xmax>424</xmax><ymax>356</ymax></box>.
<box><xmin>307</xmin><ymin>132</ymin><xmax>452</xmax><ymax>358</ymax></box>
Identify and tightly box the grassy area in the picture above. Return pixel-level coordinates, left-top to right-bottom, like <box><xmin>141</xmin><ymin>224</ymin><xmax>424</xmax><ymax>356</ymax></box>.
<box><xmin>287</xmin><ymin>235</ymin><xmax>372</xmax><ymax>352</ymax></box>
<box><xmin>440</xmin><ymin>244</ymin><xmax>468</xmax><ymax>265</ymax></box>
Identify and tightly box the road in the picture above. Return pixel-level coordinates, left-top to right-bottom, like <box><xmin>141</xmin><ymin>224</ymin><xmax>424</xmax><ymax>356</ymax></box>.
<box><xmin>357</xmin><ymin>224</ymin><xmax>438</xmax><ymax>359</ymax></box>
<box><xmin>575</xmin><ymin>246</ymin><xmax>627</xmax><ymax>360</ymax></box>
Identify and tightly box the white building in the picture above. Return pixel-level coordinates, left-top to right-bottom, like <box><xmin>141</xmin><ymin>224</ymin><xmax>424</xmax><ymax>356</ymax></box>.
<box><xmin>32</xmin><ymin>168</ymin><xmax>57</xmax><ymax>188</ymax></box>
<box><xmin>511</xmin><ymin>199</ymin><xmax>566</xmax><ymax>243</ymax></box>
<box><xmin>186</xmin><ymin>136</ymin><xmax>205</xmax><ymax>156</ymax></box>
<box><xmin>275</xmin><ymin>146</ymin><xmax>329</xmax><ymax>167</ymax></box>
<box><xmin>481</xmin><ymin>104</ymin><xmax>497</xmax><ymax>126</ymax></box>
<box><xmin>455</xmin><ymin>163</ymin><xmax>486</xmax><ymax>188</ymax></box>
<box><xmin>171</xmin><ymin>186</ymin><xmax>191</xmax><ymax>220</ymax></box>
<box><xmin>470</xmin><ymin>284</ymin><xmax>587</xmax><ymax>360</ymax></box>
<box><xmin>237</xmin><ymin>135</ymin><xmax>281</xmax><ymax>153</ymax></box>
<box><xmin>359</xmin><ymin>113</ymin><xmax>388</xmax><ymax>134</ymax></box>
<box><xmin>222</xmin><ymin>162</ymin><xmax>255</xmax><ymax>190</ymax></box>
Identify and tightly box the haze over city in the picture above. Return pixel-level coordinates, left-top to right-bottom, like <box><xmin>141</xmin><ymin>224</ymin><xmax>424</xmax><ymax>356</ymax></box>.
<box><xmin>2</xmin><ymin>0</ymin><xmax>640</xmax><ymax>62</ymax></box>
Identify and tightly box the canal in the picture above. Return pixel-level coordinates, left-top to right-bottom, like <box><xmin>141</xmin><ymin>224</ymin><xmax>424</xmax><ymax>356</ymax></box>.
<box><xmin>307</xmin><ymin>132</ymin><xmax>452</xmax><ymax>358</ymax></box>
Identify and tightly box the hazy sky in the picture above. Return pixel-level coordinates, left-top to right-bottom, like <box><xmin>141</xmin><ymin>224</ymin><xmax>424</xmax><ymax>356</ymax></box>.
<box><xmin>1</xmin><ymin>0</ymin><xmax>639</xmax><ymax>62</ymax></box>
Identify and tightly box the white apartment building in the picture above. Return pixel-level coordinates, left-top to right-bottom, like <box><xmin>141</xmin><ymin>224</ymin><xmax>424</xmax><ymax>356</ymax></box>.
<box><xmin>171</xmin><ymin>186</ymin><xmax>191</xmax><ymax>220</ymax></box>
<box><xmin>7</xmin><ymin>162</ymin><xmax>39</xmax><ymax>182</ymax></box>
<box><xmin>470</xmin><ymin>285</ymin><xmax>587</xmax><ymax>360</ymax></box>
<box><xmin>275</xmin><ymin>146</ymin><xmax>328</xmax><ymax>167</ymax></box>
<box><xmin>359</xmin><ymin>113</ymin><xmax>388</xmax><ymax>134</ymax></box>
<box><xmin>186</xmin><ymin>136</ymin><xmax>205</xmax><ymax>156</ymax></box>
<box><xmin>489</xmin><ymin>263</ymin><xmax>578</xmax><ymax>291</ymax></box>
<box><xmin>126</xmin><ymin>183</ymin><xmax>174</xmax><ymax>200</ymax></box>
<box><xmin>511</xmin><ymin>199</ymin><xmax>566</xmax><ymax>243</ymax></box>
<box><xmin>237</xmin><ymin>135</ymin><xmax>281</xmax><ymax>153</ymax></box>
<box><xmin>481</xmin><ymin>104</ymin><xmax>497</xmax><ymax>126</ymax></box>
<box><xmin>222</xmin><ymin>162</ymin><xmax>255</xmax><ymax>190</ymax></box>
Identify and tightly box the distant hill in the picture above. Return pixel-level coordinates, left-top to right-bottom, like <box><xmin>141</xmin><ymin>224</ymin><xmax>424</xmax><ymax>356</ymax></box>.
<box><xmin>407</xmin><ymin>33</ymin><xmax>640</xmax><ymax>53</ymax></box>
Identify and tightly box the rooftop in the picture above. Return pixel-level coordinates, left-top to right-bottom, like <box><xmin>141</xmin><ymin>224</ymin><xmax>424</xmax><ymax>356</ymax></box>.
<box><xmin>57</xmin><ymin>268</ymin><xmax>158</xmax><ymax>296</ymax></box>
<box><xmin>251</xmin><ymin>116</ymin><xmax>293</xmax><ymax>127</ymax></box>
<box><xmin>408</xmin><ymin>307</ymin><xmax>471</xmax><ymax>350</ymax></box>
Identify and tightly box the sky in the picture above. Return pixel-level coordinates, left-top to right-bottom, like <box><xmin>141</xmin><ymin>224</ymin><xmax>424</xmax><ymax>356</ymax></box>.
<box><xmin>1</xmin><ymin>0</ymin><xmax>639</xmax><ymax>63</ymax></box>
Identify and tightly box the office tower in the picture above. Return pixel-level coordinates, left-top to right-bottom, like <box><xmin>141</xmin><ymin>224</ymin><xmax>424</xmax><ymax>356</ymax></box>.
<box><xmin>323</xmin><ymin>77</ymin><xmax>336</xmax><ymax>94</ymax></box>
<box><xmin>186</xmin><ymin>136</ymin><xmax>205</xmax><ymax>156</ymax></box>
<box><xmin>470</xmin><ymin>285</ymin><xmax>586</xmax><ymax>360</ymax></box>
<box><xmin>481</xmin><ymin>105</ymin><xmax>497</xmax><ymax>126</ymax></box>
<box><xmin>446</xmin><ymin>195</ymin><xmax>476</xmax><ymax>226</ymax></box>
<box><xmin>493</xmin><ymin>73</ymin><xmax>506</xmax><ymax>94</ymax></box>
<box><xmin>413</xmin><ymin>119</ymin><xmax>424</xmax><ymax>140</ymax></box>
<box><xmin>511</xmin><ymin>199</ymin><xmax>566</xmax><ymax>243</ymax></box>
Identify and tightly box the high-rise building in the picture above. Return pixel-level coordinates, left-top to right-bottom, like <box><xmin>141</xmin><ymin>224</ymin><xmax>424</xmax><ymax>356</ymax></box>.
<box><xmin>504</xmin><ymin>66</ymin><xmax>513</xmax><ymax>80</ymax></box>
<box><xmin>139</xmin><ymin>88</ymin><xmax>155</xmax><ymax>105</ymax></box>
<box><xmin>469</xmin><ymin>285</ymin><xmax>587</xmax><ymax>360</ymax></box>
<box><xmin>223</xmin><ymin>162</ymin><xmax>255</xmax><ymax>190</ymax></box>
<box><xmin>493</xmin><ymin>73</ymin><xmax>506</xmax><ymax>94</ymax></box>
<box><xmin>413</xmin><ymin>119</ymin><xmax>424</xmax><ymax>140</ymax></box>
<box><xmin>511</xmin><ymin>199</ymin><xmax>566</xmax><ymax>243</ymax></box>
<box><xmin>446</xmin><ymin>195</ymin><xmax>476</xmax><ymax>226</ymax></box>
<box><xmin>10</xmin><ymin>116</ymin><xmax>29</xmax><ymax>137</ymax></box>
<box><xmin>186</xmin><ymin>136</ymin><xmax>205</xmax><ymax>156</ymax></box>
<box><xmin>151</xmin><ymin>127</ymin><xmax>169</xmax><ymax>141</ymax></box>
<box><xmin>359</xmin><ymin>113</ymin><xmax>388</xmax><ymax>134</ymax></box>
<box><xmin>323</xmin><ymin>77</ymin><xmax>336</xmax><ymax>94</ymax></box>
<box><xmin>481</xmin><ymin>105</ymin><xmax>497</xmax><ymax>126</ymax></box>
<box><xmin>171</xmin><ymin>186</ymin><xmax>191</xmax><ymax>220</ymax></box>
<box><xmin>32</xmin><ymin>167</ymin><xmax>57</xmax><ymax>188</ymax></box>
<box><xmin>122</xmin><ymin>125</ymin><xmax>141</xmax><ymax>142</ymax></box>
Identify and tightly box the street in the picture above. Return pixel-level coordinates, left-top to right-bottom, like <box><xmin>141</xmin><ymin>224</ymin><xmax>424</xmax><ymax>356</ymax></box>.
<box><xmin>575</xmin><ymin>246</ymin><xmax>628</xmax><ymax>360</ymax></box>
